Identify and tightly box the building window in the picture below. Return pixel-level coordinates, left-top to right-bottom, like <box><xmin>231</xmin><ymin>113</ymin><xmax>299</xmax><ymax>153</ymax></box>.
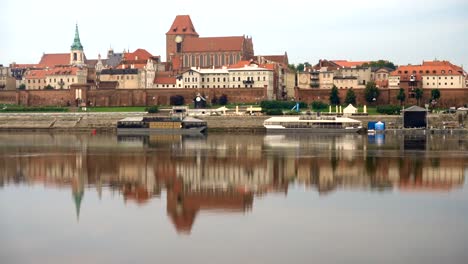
<box><xmin>445</xmin><ymin>83</ymin><xmax>447</xmax><ymax>85</ymax></box>
<box><xmin>202</xmin><ymin>78</ymin><xmax>205</xmax><ymax>82</ymax></box>
<box><xmin>258</xmin><ymin>76</ymin><xmax>260</xmax><ymax>81</ymax></box>
<box><xmin>441</xmin><ymin>70</ymin><xmax>445</xmax><ymax>74</ymax></box>
<box><xmin>217</xmin><ymin>78</ymin><xmax>220</xmax><ymax>82</ymax></box>
<box><xmin>427</xmin><ymin>83</ymin><xmax>429</xmax><ymax>85</ymax></box>
<box><xmin>238</xmin><ymin>77</ymin><xmax>240</xmax><ymax>81</ymax></box>
<box><xmin>232</xmin><ymin>77</ymin><xmax>235</xmax><ymax>81</ymax></box>
<box><xmin>207</xmin><ymin>78</ymin><xmax>210</xmax><ymax>82</ymax></box>
<box><xmin>263</xmin><ymin>77</ymin><xmax>266</xmax><ymax>81</ymax></box>
<box><xmin>445</xmin><ymin>77</ymin><xmax>447</xmax><ymax>79</ymax></box>
<box><xmin>223</xmin><ymin>77</ymin><xmax>226</xmax><ymax>82</ymax></box>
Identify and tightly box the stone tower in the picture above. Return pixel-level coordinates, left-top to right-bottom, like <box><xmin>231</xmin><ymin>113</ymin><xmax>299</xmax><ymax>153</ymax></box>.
<box><xmin>70</xmin><ymin>24</ymin><xmax>85</xmax><ymax>65</ymax></box>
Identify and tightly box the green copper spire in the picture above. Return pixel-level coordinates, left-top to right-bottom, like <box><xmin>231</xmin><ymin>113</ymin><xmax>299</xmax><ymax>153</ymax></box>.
<box><xmin>71</xmin><ymin>24</ymin><xmax>84</xmax><ymax>51</ymax></box>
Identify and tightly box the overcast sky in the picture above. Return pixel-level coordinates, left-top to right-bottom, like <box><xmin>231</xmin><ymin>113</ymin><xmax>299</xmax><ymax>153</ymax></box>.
<box><xmin>1</xmin><ymin>0</ymin><xmax>467</xmax><ymax>68</ymax></box>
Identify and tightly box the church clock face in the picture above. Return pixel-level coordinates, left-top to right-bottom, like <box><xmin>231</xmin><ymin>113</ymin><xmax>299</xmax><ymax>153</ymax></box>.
<box><xmin>300</xmin><ymin>74</ymin><xmax>308</xmax><ymax>84</ymax></box>
<box><xmin>174</xmin><ymin>35</ymin><xmax>183</xmax><ymax>43</ymax></box>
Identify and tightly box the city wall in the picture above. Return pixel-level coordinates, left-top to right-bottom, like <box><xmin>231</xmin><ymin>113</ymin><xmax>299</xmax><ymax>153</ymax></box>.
<box><xmin>0</xmin><ymin>87</ymin><xmax>266</xmax><ymax>107</ymax></box>
<box><xmin>295</xmin><ymin>88</ymin><xmax>467</xmax><ymax>108</ymax></box>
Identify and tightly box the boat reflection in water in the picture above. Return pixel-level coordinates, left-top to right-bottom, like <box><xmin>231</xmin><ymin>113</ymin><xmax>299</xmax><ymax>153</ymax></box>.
<box><xmin>0</xmin><ymin>132</ymin><xmax>466</xmax><ymax>234</ymax></box>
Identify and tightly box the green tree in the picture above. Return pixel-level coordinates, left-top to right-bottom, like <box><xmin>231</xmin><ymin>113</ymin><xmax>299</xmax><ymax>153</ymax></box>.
<box><xmin>344</xmin><ymin>88</ymin><xmax>356</xmax><ymax>105</ymax></box>
<box><xmin>44</xmin><ymin>84</ymin><xmax>54</xmax><ymax>90</ymax></box>
<box><xmin>288</xmin><ymin>64</ymin><xmax>297</xmax><ymax>72</ymax></box>
<box><xmin>329</xmin><ymin>85</ymin><xmax>340</xmax><ymax>105</ymax></box>
<box><xmin>414</xmin><ymin>88</ymin><xmax>423</xmax><ymax>106</ymax></box>
<box><xmin>362</xmin><ymin>60</ymin><xmax>397</xmax><ymax>70</ymax></box>
<box><xmin>18</xmin><ymin>84</ymin><xmax>26</xmax><ymax>90</ymax></box>
<box><xmin>431</xmin><ymin>89</ymin><xmax>441</xmax><ymax>101</ymax></box>
<box><xmin>430</xmin><ymin>89</ymin><xmax>441</xmax><ymax>109</ymax></box>
<box><xmin>364</xmin><ymin>81</ymin><xmax>380</xmax><ymax>104</ymax></box>
<box><xmin>296</xmin><ymin>63</ymin><xmax>305</xmax><ymax>72</ymax></box>
<box><xmin>396</xmin><ymin>88</ymin><xmax>406</xmax><ymax>106</ymax></box>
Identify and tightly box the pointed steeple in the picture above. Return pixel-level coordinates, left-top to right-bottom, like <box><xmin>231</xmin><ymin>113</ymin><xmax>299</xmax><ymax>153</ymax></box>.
<box><xmin>71</xmin><ymin>24</ymin><xmax>84</xmax><ymax>51</ymax></box>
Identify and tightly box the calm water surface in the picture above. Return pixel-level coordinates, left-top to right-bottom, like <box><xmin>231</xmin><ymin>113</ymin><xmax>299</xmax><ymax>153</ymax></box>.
<box><xmin>0</xmin><ymin>132</ymin><xmax>467</xmax><ymax>264</ymax></box>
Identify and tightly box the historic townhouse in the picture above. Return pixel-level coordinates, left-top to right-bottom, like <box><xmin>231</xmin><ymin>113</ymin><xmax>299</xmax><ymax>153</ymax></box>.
<box><xmin>389</xmin><ymin>61</ymin><xmax>467</xmax><ymax>90</ymax></box>
<box><xmin>177</xmin><ymin>61</ymin><xmax>275</xmax><ymax>99</ymax></box>
<box><xmin>298</xmin><ymin>59</ymin><xmax>374</xmax><ymax>90</ymax></box>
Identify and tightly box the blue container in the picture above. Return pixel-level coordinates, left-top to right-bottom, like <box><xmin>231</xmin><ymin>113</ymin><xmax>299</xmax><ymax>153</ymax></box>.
<box><xmin>375</xmin><ymin>121</ymin><xmax>385</xmax><ymax>131</ymax></box>
<box><xmin>368</xmin><ymin>121</ymin><xmax>377</xmax><ymax>130</ymax></box>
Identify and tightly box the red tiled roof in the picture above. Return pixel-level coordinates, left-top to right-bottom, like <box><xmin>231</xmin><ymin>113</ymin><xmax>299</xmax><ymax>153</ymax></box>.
<box><xmin>38</xmin><ymin>53</ymin><xmax>69</xmax><ymax>68</ymax></box>
<box><xmin>259</xmin><ymin>54</ymin><xmax>289</xmax><ymax>65</ymax></box>
<box><xmin>390</xmin><ymin>61</ymin><xmax>464</xmax><ymax>77</ymax></box>
<box><xmin>332</xmin><ymin>60</ymin><xmax>370</xmax><ymax>68</ymax></box>
<box><xmin>228</xmin><ymin>60</ymin><xmax>276</xmax><ymax>71</ymax></box>
<box><xmin>25</xmin><ymin>69</ymin><xmax>47</xmax><ymax>79</ymax></box>
<box><xmin>183</xmin><ymin>36</ymin><xmax>244</xmax><ymax>52</ymax></box>
<box><xmin>154</xmin><ymin>75</ymin><xmax>176</xmax><ymax>85</ymax></box>
<box><xmin>25</xmin><ymin>66</ymin><xmax>80</xmax><ymax>79</ymax></box>
<box><xmin>47</xmin><ymin>66</ymin><xmax>79</xmax><ymax>75</ymax></box>
<box><xmin>167</xmin><ymin>15</ymin><xmax>198</xmax><ymax>36</ymax></box>
<box><xmin>228</xmin><ymin>60</ymin><xmax>253</xmax><ymax>68</ymax></box>
<box><xmin>123</xmin><ymin>49</ymin><xmax>153</xmax><ymax>61</ymax></box>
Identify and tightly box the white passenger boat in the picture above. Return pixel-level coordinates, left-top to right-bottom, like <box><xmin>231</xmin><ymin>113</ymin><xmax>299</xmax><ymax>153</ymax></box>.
<box><xmin>263</xmin><ymin>115</ymin><xmax>362</xmax><ymax>133</ymax></box>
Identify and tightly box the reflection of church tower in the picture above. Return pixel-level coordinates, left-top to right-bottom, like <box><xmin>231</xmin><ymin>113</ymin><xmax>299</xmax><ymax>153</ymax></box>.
<box><xmin>70</xmin><ymin>24</ymin><xmax>85</xmax><ymax>65</ymax></box>
<box><xmin>73</xmin><ymin>188</ymin><xmax>84</xmax><ymax>220</ymax></box>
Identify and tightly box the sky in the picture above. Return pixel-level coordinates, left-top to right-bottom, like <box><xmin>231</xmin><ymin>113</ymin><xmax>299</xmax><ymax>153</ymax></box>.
<box><xmin>1</xmin><ymin>0</ymin><xmax>467</xmax><ymax>68</ymax></box>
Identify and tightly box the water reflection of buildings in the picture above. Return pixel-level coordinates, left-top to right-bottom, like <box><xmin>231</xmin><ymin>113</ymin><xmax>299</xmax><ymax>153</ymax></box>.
<box><xmin>0</xmin><ymin>133</ymin><xmax>466</xmax><ymax>233</ymax></box>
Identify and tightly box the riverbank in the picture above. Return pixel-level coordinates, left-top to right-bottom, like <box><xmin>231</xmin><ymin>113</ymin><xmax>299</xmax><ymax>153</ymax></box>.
<box><xmin>0</xmin><ymin>112</ymin><xmax>466</xmax><ymax>133</ymax></box>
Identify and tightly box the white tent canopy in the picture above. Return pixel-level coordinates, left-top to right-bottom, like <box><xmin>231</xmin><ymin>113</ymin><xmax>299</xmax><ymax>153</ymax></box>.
<box><xmin>343</xmin><ymin>104</ymin><xmax>358</xmax><ymax>115</ymax></box>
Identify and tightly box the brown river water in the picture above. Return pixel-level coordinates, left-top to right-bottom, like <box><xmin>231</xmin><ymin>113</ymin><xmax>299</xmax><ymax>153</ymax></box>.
<box><xmin>0</xmin><ymin>132</ymin><xmax>467</xmax><ymax>264</ymax></box>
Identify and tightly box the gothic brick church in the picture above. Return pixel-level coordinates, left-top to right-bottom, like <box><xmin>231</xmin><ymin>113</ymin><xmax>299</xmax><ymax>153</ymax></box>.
<box><xmin>166</xmin><ymin>15</ymin><xmax>254</xmax><ymax>70</ymax></box>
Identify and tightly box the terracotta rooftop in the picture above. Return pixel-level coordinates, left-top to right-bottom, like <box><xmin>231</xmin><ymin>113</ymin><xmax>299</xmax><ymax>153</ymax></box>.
<box><xmin>183</xmin><ymin>36</ymin><xmax>245</xmax><ymax>53</ymax></box>
<box><xmin>38</xmin><ymin>53</ymin><xmax>70</xmax><ymax>68</ymax></box>
<box><xmin>167</xmin><ymin>15</ymin><xmax>198</xmax><ymax>36</ymax></box>
<box><xmin>258</xmin><ymin>54</ymin><xmax>289</xmax><ymax>65</ymax></box>
<box><xmin>228</xmin><ymin>60</ymin><xmax>276</xmax><ymax>71</ymax></box>
<box><xmin>332</xmin><ymin>60</ymin><xmax>370</xmax><ymax>68</ymax></box>
<box><xmin>25</xmin><ymin>69</ymin><xmax>47</xmax><ymax>79</ymax></box>
<box><xmin>123</xmin><ymin>49</ymin><xmax>153</xmax><ymax>61</ymax></box>
<box><xmin>390</xmin><ymin>61</ymin><xmax>465</xmax><ymax>77</ymax></box>
<box><xmin>25</xmin><ymin>66</ymin><xmax>79</xmax><ymax>79</ymax></box>
<box><xmin>154</xmin><ymin>76</ymin><xmax>177</xmax><ymax>85</ymax></box>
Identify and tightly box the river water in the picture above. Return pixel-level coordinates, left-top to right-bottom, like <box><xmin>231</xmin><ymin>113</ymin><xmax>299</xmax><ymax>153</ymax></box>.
<box><xmin>0</xmin><ymin>132</ymin><xmax>467</xmax><ymax>264</ymax></box>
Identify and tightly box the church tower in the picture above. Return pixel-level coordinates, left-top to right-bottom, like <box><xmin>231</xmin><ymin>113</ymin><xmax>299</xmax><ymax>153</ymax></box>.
<box><xmin>70</xmin><ymin>24</ymin><xmax>85</xmax><ymax>65</ymax></box>
<box><xmin>166</xmin><ymin>15</ymin><xmax>199</xmax><ymax>69</ymax></box>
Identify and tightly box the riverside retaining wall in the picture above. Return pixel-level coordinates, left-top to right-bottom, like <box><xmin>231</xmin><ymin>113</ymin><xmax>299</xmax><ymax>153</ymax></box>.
<box><xmin>0</xmin><ymin>113</ymin><xmax>466</xmax><ymax>132</ymax></box>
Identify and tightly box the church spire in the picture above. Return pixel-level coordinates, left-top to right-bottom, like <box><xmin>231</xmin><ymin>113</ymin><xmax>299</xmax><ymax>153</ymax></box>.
<box><xmin>71</xmin><ymin>24</ymin><xmax>84</xmax><ymax>51</ymax></box>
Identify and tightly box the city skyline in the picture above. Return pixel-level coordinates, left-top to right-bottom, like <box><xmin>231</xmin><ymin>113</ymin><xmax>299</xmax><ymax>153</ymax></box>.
<box><xmin>1</xmin><ymin>0</ymin><xmax>467</xmax><ymax>67</ymax></box>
